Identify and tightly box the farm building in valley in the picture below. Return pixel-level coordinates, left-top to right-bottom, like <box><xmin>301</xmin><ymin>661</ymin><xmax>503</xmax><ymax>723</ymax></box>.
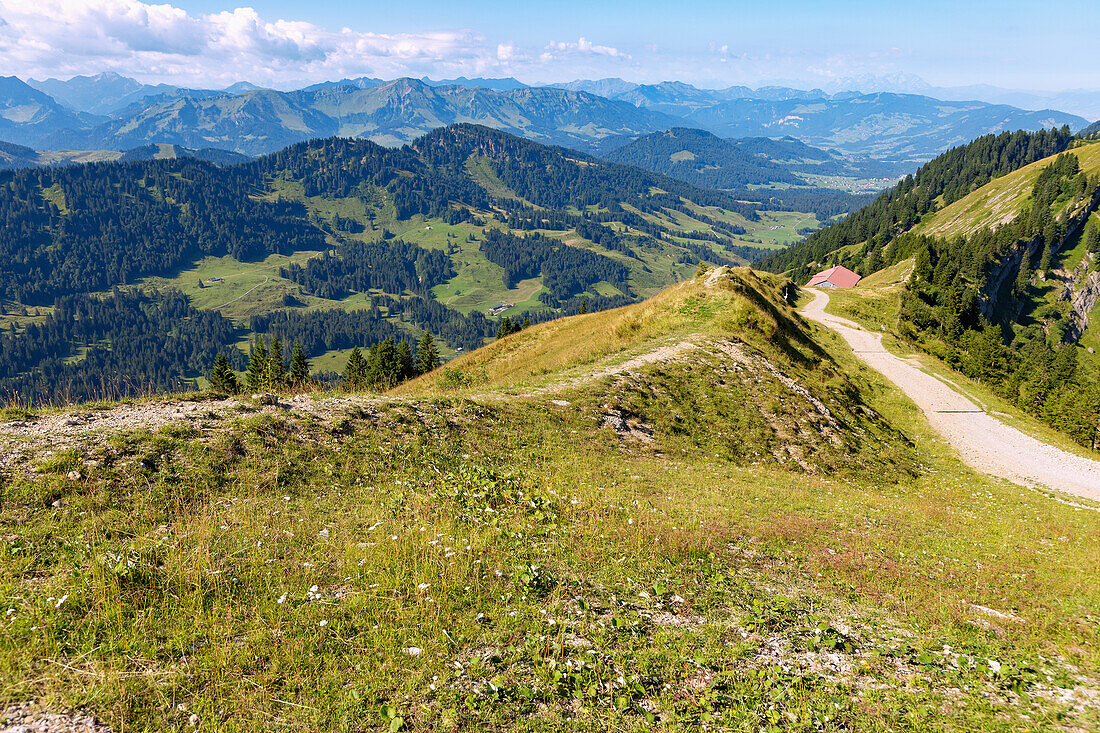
<box><xmin>806</xmin><ymin>265</ymin><xmax>861</xmax><ymax>288</ymax></box>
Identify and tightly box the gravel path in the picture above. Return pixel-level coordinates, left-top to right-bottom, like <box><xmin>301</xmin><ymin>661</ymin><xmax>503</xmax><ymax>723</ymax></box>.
<box><xmin>802</xmin><ymin>288</ymin><xmax>1100</xmax><ymax>502</ymax></box>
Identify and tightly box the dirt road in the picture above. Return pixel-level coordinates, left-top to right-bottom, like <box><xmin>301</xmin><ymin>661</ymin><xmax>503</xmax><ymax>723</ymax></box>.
<box><xmin>802</xmin><ymin>288</ymin><xmax>1100</xmax><ymax>502</ymax></box>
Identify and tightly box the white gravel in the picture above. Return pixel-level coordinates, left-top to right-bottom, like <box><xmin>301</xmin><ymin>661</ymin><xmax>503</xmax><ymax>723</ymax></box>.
<box><xmin>802</xmin><ymin>288</ymin><xmax>1100</xmax><ymax>502</ymax></box>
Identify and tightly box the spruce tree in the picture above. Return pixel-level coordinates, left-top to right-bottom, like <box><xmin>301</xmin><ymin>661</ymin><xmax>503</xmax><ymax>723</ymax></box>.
<box><xmin>416</xmin><ymin>331</ymin><xmax>439</xmax><ymax>374</ymax></box>
<box><xmin>1086</xmin><ymin>224</ymin><xmax>1100</xmax><ymax>253</ymax></box>
<box><xmin>266</xmin><ymin>337</ymin><xmax>287</xmax><ymax>389</ymax></box>
<box><xmin>289</xmin><ymin>341</ymin><xmax>310</xmax><ymax>386</ymax></box>
<box><xmin>496</xmin><ymin>317</ymin><xmax>521</xmax><ymax>339</ymax></box>
<box><xmin>245</xmin><ymin>338</ymin><xmax>268</xmax><ymax>391</ymax></box>
<box><xmin>344</xmin><ymin>347</ymin><xmax>366</xmax><ymax>389</ymax></box>
<box><xmin>521</xmin><ymin>316</ymin><xmax>530</xmax><ymax>329</ymax></box>
<box><xmin>209</xmin><ymin>353</ymin><xmax>240</xmax><ymax>394</ymax></box>
<box><xmin>1015</xmin><ymin>250</ymin><xmax>1033</xmax><ymax>297</ymax></box>
<box><xmin>396</xmin><ymin>340</ymin><xmax>414</xmax><ymax>380</ymax></box>
<box><xmin>578</xmin><ymin>299</ymin><xmax>588</xmax><ymax>314</ymax></box>
<box><xmin>375</xmin><ymin>338</ymin><xmax>400</xmax><ymax>389</ymax></box>
<box><xmin>913</xmin><ymin>245</ymin><xmax>934</xmax><ymax>283</ymax></box>
<box><xmin>1039</xmin><ymin>242</ymin><xmax>1052</xmax><ymax>275</ymax></box>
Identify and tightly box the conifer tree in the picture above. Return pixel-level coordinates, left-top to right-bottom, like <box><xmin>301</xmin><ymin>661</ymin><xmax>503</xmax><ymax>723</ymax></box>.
<box><xmin>416</xmin><ymin>331</ymin><xmax>439</xmax><ymax>374</ymax></box>
<box><xmin>266</xmin><ymin>337</ymin><xmax>287</xmax><ymax>388</ymax></box>
<box><xmin>521</xmin><ymin>316</ymin><xmax>530</xmax><ymax>329</ymax></box>
<box><xmin>344</xmin><ymin>347</ymin><xmax>366</xmax><ymax>389</ymax></box>
<box><xmin>578</xmin><ymin>299</ymin><xmax>588</xmax><ymax>314</ymax></box>
<box><xmin>1015</xmin><ymin>250</ymin><xmax>1033</xmax><ymax>297</ymax></box>
<box><xmin>396</xmin><ymin>340</ymin><xmax>414</xmax><ymax>380</ymax></box>
<box><xmin>1039</xmin><ymin>242</ymin><xmax>1052</xmax><ymax>275</ymax></box>
<box><xmin>1086</xmin><ymin>224</ymin><xmax>1100</xmax><ymax>253</ymax></box>
<box><xmin>496</xmin><ymin>317</ymin><xmax>521</xmax><ymax>339</ymax></box>
<box><xmin>288</xmin><ymin>341</ymin><xmax>310</xmax><ymax>386</ymax></box>
<box><xmin>374</xmin><ymin>338</ymin><xmax>400</xmax><ymax>389</ymax></box>
<box><xmin>913</xmin><ymin>245</ymin><xmax>934</xmax><ymax>283</ymax></box>
<box><xmin>209</xmin><ymin>353</ymin><xmax>241</xmax><ymax>394</ymax></box>
<box><xmin>245</xmin><ymin>338</ymin><xmax>268</xmax><ymax>391</ymax></box>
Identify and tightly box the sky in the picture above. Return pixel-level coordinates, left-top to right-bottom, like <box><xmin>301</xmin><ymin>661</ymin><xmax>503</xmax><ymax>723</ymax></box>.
<box><xmin>0</xmin><ymin>0</ymin><xmax>1096</xmax><ymax>93</ymax></box>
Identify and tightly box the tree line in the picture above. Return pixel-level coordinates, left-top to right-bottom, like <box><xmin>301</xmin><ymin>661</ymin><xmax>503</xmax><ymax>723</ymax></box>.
<box><xmin>898</xmin><ymin>153</ymin><xmax>1100</xmax><ymax>446</ymax></box>
<box><xmin>759</xmin><ymin>127</ymin><xmax>1075</xmax><ymax>280</ymax></box>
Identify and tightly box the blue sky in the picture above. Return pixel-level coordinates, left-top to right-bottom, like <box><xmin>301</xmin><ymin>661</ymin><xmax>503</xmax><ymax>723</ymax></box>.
<box><xmin>0</xmin><ymin>0</ymin><xmax>1095</xmax><ymax>92</ymax></box>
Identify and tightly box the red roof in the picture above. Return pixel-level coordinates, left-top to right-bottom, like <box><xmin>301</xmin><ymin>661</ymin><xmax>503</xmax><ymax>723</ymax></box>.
<box><xmin>806</xmin><ymin>265</ymin><xmax>861</xmax><ymax>288</ymax></box>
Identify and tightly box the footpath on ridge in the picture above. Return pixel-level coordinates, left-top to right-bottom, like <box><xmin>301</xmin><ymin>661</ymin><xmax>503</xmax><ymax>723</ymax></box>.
<box><xmin>802</xmin><ymin>287</ymin><xmax>1100</xmax><ymax>503</ymax></box>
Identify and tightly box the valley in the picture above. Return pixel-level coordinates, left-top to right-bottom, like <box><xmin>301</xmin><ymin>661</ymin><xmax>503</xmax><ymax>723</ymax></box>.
<box><xmin>0</xmin><ymin>125</ymin><xmax>831</xmax><ymax>403</ymax></box>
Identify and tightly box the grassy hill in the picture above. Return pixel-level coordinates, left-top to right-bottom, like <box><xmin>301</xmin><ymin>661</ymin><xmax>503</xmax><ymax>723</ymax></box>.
<box><xmin>915</xmin><ymin>140</ymin><xmax>1100</xmax><ymax>239</ymax></box>
<box><xmin>1</xmin><ymin>267</ymin><xmax>1097</xmax><ymax>731</ymax></box>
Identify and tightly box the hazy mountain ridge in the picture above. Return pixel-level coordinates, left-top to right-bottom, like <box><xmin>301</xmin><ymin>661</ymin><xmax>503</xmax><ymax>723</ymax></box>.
<box><xmin>0</xmin><ymin>73</ymin><xmax>1090</xmax><ymax>164</ymax></box>
<box><xmin>603</xmin><ymin>127</ymin><xmax>911</xmax><ymax>190</ymax></box>
<box><xmin>25</xmin><ymin>78</ymin><xmax>682</xmax><ymax>156</ymax></box>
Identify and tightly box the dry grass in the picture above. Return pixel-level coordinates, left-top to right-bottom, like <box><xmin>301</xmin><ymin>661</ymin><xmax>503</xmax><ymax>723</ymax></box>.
<box><xmin>0</xmin><ymin>269</ymin><xmax>1097</xmax><ymax>731</ymax></box>
<box><xmin>396</xmin><ymin>268</ymin><xmax>797</xmax><ymax>397</ymax></box>
<box><xmin>917</xmin><ymin>140</ymin><xmax>1100</xmax><ymax>239</ymax></box>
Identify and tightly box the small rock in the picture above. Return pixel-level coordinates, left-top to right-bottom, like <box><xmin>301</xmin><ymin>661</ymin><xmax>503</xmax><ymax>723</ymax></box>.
<box><xmin>63</xmin><ymin>418</ymin><xmax>81</xmax><ymax>427</ymax></box>
<box><xmin>66</xmin><ymin>470</ymin><xmax>83</xmax><ymax>481</ymax></box>
<box><xmin>189</xmin><ymin>713</ymin><xmax>200</xmax><ymax>727</ymax></box>
<box><xmin>51</xmin><ymin>499</ymin><xmax>63</xmax><ymax>508</ymax></box>
<box><xmin>403</xmin><ymin>646</ymin><xmax>422</xmax><ymax>657</ymax></box>
<box><xmin>252</xmin><ymin>393</ymin><xmax>279</xmax><ymax>406</ymax></box>
<box><xmin>551</xmin><ymin>400</ymin><xmax>571</xmax><ymax>407</ymax></box>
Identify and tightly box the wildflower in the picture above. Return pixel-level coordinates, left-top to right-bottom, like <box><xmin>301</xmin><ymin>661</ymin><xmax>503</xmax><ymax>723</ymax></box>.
<box><xmin>404</xmin><ymin>647</ymin><xmax>422</xmax><ymax>657</ymax></box>
<box><xmin>318</xmin><ymin>620</ymin><xmax>328</xmax><ymax>627</ymax></box>
<box><xmin>417</xmin><ymin>583</ymin><xmax>431</xmax><ymax>591</ymax></box>
<box><xmin>277</xmin><ymin>593</ymin><xmax>287</xmax><ymax>604</ymax></box>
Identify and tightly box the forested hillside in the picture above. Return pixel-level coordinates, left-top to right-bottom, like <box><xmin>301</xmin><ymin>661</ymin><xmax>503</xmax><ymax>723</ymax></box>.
<box><xmin>603</xmin><ymin>127</ymin><xmax>803</xmax><ymax>188</ymax></box>
<box><xmin>767</xmin><ymin>128</ymin><xmax>1100</xmax><ymax>448</ymax></box>
<box><xmin>759</xmin><ymin>127</ymin><xmax>1075</xmax><ymax>280</ymax></box>
<box><xmin>0</xmin><ymin>124</ymin><xmax>790</xmax><ymax>405</ymax></box>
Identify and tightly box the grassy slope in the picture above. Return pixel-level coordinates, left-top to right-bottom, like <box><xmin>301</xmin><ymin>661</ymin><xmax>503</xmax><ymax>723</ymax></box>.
<box><xmin>916</xmin><ymin>140</ymin><xmax>1100</xmax><ymax>239</ymax></box>
<box><xmin>1</xmin><ymin>270</ymin><xmax>1095</xmax><ymax>730</ymax></box>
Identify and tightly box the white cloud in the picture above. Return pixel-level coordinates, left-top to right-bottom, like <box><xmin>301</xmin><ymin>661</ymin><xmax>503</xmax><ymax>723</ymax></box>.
<box><xmin>0</xmin><ymin>0</ymin><xmax>496</xmax><ymax>86</ymax></box>
<box><xmin>545</xmin><ymin>37</ymin><xmax>628</xmax><ymax>59</ymax></box>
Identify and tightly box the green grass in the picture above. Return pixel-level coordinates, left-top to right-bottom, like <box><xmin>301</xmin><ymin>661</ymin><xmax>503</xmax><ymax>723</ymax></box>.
<box><xmin>40</xmin><ymin>183</ymin><xmax>69</xmax><ymax>215</ymax></box>
<box><xmin>916</xmin><ymin>140</ymin><xmax>1100</xmax><ymax>240</ymax></box>
<box><xmin>819</xmin><ymin>258</ymin><xmax>912</xmax><ymax>333</ymax></box>
<box><xmin>138</xmin><ymin>250</ymin><xmax>329</xmax><ymax>322</ymax></box>
<box><xmin>0</xmin><ymin>303</ymin><xmax>52</xmax><ymax>335</ymax></box>
<box><xmin>1</xmin><ymin>270</ymin><xmax>1097</xmax><ymax>730</ymax></box>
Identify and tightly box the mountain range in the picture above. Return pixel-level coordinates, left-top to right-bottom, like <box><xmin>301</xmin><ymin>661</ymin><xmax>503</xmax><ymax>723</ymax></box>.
<box><xmin>0</xmin><ymin>73</ymin><xmax>1090</xmax><ymax>163</ymax></box>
